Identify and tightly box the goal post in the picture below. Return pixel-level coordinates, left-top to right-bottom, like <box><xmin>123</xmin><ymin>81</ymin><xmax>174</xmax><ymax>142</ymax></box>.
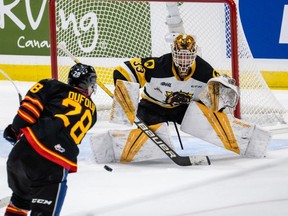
<box><xmin>49</xmin><ymin>0</ymin><xmax>288</xmax><ymax>129</ymax></box>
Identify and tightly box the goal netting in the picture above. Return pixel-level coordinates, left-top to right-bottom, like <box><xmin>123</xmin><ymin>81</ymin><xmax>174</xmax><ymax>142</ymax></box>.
<box><xmin>49</xmin><ymin>0</ymin><xmax>288</xmax><ymax>129</ymax></box>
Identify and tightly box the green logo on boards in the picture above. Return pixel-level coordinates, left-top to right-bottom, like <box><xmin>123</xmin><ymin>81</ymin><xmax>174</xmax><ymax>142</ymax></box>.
<box><xmin>0</xmin><ymin>0</ymin><xmax>50</xmax><ymax>55</ymax></box>
<box><xmin>0</xmin><ymin>0</ymin><xmax>152</xmax><ymax>57</ymax></box>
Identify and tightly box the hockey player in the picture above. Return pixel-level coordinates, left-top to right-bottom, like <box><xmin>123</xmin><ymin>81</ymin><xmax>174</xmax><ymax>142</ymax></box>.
<box><xmin>90</xmin><ymin>33</ymin><xmax>270</xmax><ymax>164</ymax></box>
<box><xmin>3</xmin><ymin>63</ymin><xmax>97</xmax><ymax>216</ymax></box>
<box><xmin>113</xmin><ymin>33</ymin><xmax>220</xmax><ymax>125</ymax></box>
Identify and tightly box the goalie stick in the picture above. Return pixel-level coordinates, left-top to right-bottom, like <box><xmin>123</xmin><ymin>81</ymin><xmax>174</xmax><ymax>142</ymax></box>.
<box><xmin>0</xmin><ymin>196</ymin><xmax>11</xmax><ymax>209</ymax></box>
<box><xmin>57</xmin><ymin>42</ymin><xmax>210</xmax><ymax>166</ymax></box>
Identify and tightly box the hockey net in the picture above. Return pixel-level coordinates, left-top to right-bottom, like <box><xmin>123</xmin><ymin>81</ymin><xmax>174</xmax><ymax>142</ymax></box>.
<box><xmin>49</xmin><ymin>0</ymin><xmax>288</xmax><ymax>129</ymax></box>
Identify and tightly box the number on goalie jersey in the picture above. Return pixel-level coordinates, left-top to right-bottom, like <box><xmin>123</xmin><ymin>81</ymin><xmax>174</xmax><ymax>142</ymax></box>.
<box><xmin>113</xmin><ymin>33</ymin><xmax>220</xmax><ymax>125</ymax></box>
<box><xmin>3</xmin><ymin>63</ymin><xmax>97</xmax><ymax>216</ymax></box>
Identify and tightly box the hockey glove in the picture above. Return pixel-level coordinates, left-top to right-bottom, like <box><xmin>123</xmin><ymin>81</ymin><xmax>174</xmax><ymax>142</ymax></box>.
<box><xmin>3</xmin><ymin>124</ymin><xmax>18</xmax><ymax>145</ymax></box>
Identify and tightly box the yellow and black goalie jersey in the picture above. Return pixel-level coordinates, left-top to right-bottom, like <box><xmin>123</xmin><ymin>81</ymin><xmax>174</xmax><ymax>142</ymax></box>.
<box><xmin>11</xmin><ymin>79</ymin><xmax>97</xmax><ymax>172</ymax></box>
<box><xmin>113</xmin><ymin>53</ymin><xmax>220</xmax><ymax>108</ymax></box>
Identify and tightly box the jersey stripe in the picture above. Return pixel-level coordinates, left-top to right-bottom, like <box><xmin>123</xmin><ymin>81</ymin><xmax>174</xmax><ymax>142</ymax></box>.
<box><xmin>21</xmin><ymin>127</ymin><xmax>77</xmax><ymax>172</ymax></box>
<box><xmin>18</xmin><ymin>109</ymin><xmax>36</xmax><ymax>124</ymax></box>
<box><xmin>24</xmin><ymin>95</ymin><xmax>44</xmax><ymax>110</ymax></box>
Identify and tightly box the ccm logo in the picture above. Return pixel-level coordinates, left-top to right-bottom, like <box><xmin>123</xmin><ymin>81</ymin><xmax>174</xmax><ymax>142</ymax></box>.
<box><xmin>32</xmin><ymin>199</ymin><xmax>52</xmax><ymax>205</ymax></box>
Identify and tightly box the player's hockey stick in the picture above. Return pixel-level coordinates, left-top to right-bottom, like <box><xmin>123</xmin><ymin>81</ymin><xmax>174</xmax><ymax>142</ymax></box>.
<box><xmin>0</xmin><ymin>69</ymin><xmax>22</xmax><ymax>104</ymax></box>
<box><xmin>57</xmin><ymin>42</ymin><xmax>210</xmax><ymax>166</ymax></box>
<box><xmin>0</xmin><ymin>196</ymin><xmax>11</xmax><ymax>209</ymax></box>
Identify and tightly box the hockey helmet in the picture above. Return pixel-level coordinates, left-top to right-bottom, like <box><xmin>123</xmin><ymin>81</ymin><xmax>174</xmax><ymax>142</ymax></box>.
<box><xmin>171</xmin><ymin>34</ymin><xmax>198</xmax><ymax>78</ymax></box>
<box><xmin>68</xmin><ymin>63</ymin><xmax>97</xmax><ymax>96</ymax></box>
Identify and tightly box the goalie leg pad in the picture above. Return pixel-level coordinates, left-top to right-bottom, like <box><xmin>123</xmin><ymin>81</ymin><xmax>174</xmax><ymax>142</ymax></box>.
<box><xmin>180</xmin><ymin>102</ymin><xmax>271</xmax><ymax>158</ymax></box>
<box><xmin>90</xmin><ymin>123</ymin><xmax>174</xmax><ymax>163</ymax></box>
<box><xmin>120</xmin><ymin>128</ymin><xmax>149</xmax><ymax>162</ymax></box>
<box><xmin>237</xmin><ymin>122</ymin><xmax>272</xmax><ymax>158</ymax></box>
<box><xmin>90</xmin><ymin>131</ymin><xmax>115</xmax><ymax>163</ymax></box>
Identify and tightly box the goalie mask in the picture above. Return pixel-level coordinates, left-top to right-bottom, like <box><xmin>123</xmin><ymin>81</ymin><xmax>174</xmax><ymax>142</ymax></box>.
<box><xmin>172</xmin><ymin>34</ymin><xmax>198</xmax><ymax>79</ymax></box>
<box><xmin>68</xmin><ymin>63</ymin><xmax>97</xmax><ymax>96</ymax></box>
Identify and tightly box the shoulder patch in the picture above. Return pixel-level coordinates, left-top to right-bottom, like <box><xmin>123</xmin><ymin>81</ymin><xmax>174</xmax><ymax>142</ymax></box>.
<box><xmin>144</xmin><ymin>60</ymin><xmax>155</xmax><ymax>69</ymax></box>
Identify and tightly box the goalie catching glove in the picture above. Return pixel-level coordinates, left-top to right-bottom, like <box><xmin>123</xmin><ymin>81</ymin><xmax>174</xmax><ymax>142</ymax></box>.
<box><xmin>199</xmin><ymin>74</ymin><xmax>239</xmax><ymax>112</ymax></box>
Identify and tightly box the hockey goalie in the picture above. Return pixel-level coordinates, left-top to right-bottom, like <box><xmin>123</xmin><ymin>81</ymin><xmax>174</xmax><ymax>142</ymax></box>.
<box><xmin>90</xmin><ymin>34</ymin><xmax>271</xmax><ymax>164</ymax></box>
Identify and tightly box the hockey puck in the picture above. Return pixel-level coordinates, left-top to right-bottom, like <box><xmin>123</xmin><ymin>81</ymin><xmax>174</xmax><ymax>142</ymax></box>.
<box><xmin>104</xmin><ymin>165</ymin><xmax>113</xmax><ymax>172</ymax></box>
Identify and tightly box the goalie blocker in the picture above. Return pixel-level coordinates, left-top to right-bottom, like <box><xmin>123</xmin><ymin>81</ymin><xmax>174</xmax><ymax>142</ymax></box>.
<box><xmin>110</xmin><ymin>80</ymin><xmax>139</xmax><ymax>126</ymax></box>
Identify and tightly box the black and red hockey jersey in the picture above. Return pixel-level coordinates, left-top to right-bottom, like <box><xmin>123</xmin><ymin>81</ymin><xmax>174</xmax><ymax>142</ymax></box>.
<box><xmin>11</xmin><ymin>79</ymin><xmax>97</xmax><ymax>172</ymax></box>
<box><xmin>113</xmin><ymin>53</ymin><xmax>220</xmax><ymax>108</ymax></box>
